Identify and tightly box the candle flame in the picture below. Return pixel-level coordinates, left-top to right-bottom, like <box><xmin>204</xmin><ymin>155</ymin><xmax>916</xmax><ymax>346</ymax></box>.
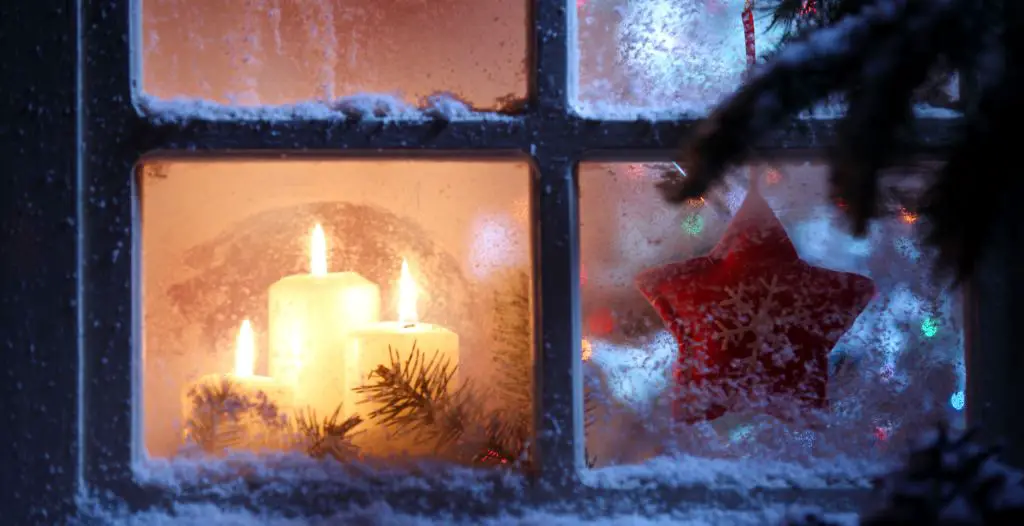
<box><xmin>311</xmin><ymin>224</ymin><xmax>328</xmax><ymax>276</ymax></box>
<box><xmin>234</xmin><ymin>319</ymin><xmax>256</xmax><ymax>377</ymax></box>
<box><xmin>397</xmin><ymin>259</ymin><xmax>418</xmax><ymax>324</ymax></box>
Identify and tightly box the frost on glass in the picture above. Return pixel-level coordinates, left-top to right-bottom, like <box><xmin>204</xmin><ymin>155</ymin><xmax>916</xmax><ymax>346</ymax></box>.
<box><xmin>579</xmin><ymin>162</ymin><xmax>964</xmax><ymax>487</ymax></box>
<box><xmin>139</xmin><ymin>0</ymin><xmax>526</xmax><ymax>109</ymax></box>
<box><xmin>136</xmin><ymin>160</ymin><xmax>533</xmax><ymax>480</ymax></box>
<box><xmin>575</xmin><ymin>0</ymin><xmax>960</xmax><ymax>118</ymax></box>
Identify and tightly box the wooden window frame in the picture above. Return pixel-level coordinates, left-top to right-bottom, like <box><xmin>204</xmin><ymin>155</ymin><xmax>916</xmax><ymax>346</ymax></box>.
<box><xmin>13</xmin><ymin>0</ymin><xmax>1003</xmax><ymax>522</ymax></box>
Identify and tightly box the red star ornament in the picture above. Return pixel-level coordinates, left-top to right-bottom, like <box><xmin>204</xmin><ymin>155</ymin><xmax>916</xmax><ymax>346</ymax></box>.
<box><xmin>635</xmin><ymin>189</ymin><xmax>875</xmax><ymax>424</ymax></box>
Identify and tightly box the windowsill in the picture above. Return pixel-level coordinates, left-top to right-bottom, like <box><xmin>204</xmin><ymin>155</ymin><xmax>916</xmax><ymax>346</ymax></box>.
<box><xmin>582</xmin><ymin>455</ymin><xmax>889</xmax><ymax>490</ymax></box>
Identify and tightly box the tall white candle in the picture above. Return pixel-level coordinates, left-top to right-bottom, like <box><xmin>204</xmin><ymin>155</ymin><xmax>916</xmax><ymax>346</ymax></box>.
<box><xmin>349</xmin><ymin>260</ymin><xmax>460</xmax><ymax>451</ymax></box>
<box><xmin>268</xmin><ymin>224</ymin><xmax>381</xmax><ymax>421</ymax></box>
<box><xmin>181</xmin><ymin>320</ymin><xmax>294</xmax><ymax>453</ymax></box>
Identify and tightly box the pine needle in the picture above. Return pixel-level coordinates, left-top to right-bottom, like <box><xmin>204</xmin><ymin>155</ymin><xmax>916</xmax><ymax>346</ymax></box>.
<box><xmin>183</xmin><ymin>377</ymin><xmax>288</xmax><ymax>454</ymax></box>
<box><xmin>491</xmin><ymin>270</ymin><xmax>534</xmax><ymax>431</ymax></box>
<box><xmin>352</xmin><ymin>343</ymin><xmax>467</xmax><ymax>449</ymax></box>
<box><xmin>294</xmin><ymin>405</ymin><xmax>363</xmax><ymax>462</ymax></box>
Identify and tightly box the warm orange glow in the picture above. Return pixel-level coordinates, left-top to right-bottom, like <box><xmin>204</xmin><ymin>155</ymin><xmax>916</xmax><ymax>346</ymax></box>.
<box><xmin>685</xmin><ymin>197</ymin><xmax>706</xmax><ymax>208</ymax></box>
<box><xmin>582</xmin><ymin>339</ymin><xmax>593</xmax><ymax>362</ymax></box>
<box><xmin>398</xmin><ymin>259</ymin><xmax>419</xmax><ymax>324</ymax></box>
<box><xmin>311</xmin><ymin>224</ymin><xmax>328</xmax><ymax>276</ymax></box>
<box><xmin>234</xmin><ymin>319</ymin><xmax>256</xmax><ymax>377</ymax></box>
<box><xmin>900</xmin><ymin>208</ymin><xmax>918</xmax><ymax>224</ymax></box>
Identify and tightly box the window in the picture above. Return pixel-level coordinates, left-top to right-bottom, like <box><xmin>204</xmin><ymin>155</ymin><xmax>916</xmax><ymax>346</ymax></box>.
<box><xmin>138</xmin><ymin>159</ymin><xmax>534</xmax><ymax>468</ymax></box>
<box><xmin>73</xmin><ymin>0</ymin><xmax>964</xmax><ymax>519</ymax></box>
<box><xmin>141</xmin><ymin>0</ymin><xmax>527</xmax><ymax>109</ymax></box>
<box><xmin>580</xmin><ymin>162</ymin><xmax>964</xmax><ymax>487</ymax></box>
<box><xmin>575</xmin><ymin>0</ymin><xmax>960</xmax><ymax>118</ymax></box>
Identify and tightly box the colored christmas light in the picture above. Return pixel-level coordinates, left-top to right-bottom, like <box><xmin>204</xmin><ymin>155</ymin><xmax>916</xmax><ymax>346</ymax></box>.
<box><xmin>681</xmin><ymin>213</ymin><xmax>704</xmax><ymax>235</ymax></box>
<box><xmin>950</xmin><ymin>391</ymin><xmax>965</xmax><ymax>411</ymax></box>
<box><xmin>921</xmin><ymin>316</ymin><xmax>939</xmax><ymax>338</ymax></box>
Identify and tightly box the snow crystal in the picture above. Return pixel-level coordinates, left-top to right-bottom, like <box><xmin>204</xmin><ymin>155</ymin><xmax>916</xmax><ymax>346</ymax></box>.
<box><xmin>135</xmin><ymin>93</ymin><xmax>516</xmax><ymax>124</ymax></box>
<box><xmin>468</xmin><ymin>214</ymin><xmax>529</xmax><ymax>280</ymax></box>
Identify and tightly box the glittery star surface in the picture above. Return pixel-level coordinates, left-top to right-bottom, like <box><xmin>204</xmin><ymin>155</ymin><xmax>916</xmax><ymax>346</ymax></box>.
<box><xmin>636</xmin><ymin>189</ymin><xmax>876</xmax><ymax>423</ymax></box>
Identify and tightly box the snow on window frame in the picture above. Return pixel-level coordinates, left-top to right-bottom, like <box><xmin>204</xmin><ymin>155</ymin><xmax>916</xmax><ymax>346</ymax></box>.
<box><xmin>73</xmin><ymin>0</ymin><xmax>963</xmax><ymax>520</ymax></box>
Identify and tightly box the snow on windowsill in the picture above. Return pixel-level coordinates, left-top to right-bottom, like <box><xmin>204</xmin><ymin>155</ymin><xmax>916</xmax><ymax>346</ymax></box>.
<box><xmin>136</xmin><ymin>93</ymin><xmax>518</xmax><ymax>124</ymax></box>
<box><xmin>571</xmin><ymin>99</ymin><xmax>963</xmax><ymax>121</ymax></box>
<box><xmin>71</xmin><ymin>453</ymin><xmax>878</xmax><ymax>524</ymax></box>
<box><xmin>133</xmin><ymin>451</ymin><xmax>526</xmax><ymax>496</ymax></box>
<box><xmin>135</xmin><ymin>450</ymin><xmax>889</xmax><ymax>498</ymax></box>
<box><xmin>583</xmin><ymin>454</ymin><xmax>891</xmax><ymax>490</ymax></box>
<box><xmin>73</xmin><ymin>500</ymin><xmax>860</xmax><ymax>525</ymax></box>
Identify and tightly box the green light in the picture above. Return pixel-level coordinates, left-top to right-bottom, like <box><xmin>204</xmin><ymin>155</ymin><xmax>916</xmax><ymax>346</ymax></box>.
<box><xmin>921</xmin><ymin>317</ymin><xmax>939</xmax><ymax>338</ymax></box>
<box><xmin>682</xmin><ymin>213</ymin><xmax>704</xmax><ymax>236</ymax></box>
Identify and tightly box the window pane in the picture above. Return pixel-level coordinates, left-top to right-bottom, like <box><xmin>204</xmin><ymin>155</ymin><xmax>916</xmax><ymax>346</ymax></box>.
<box><xmin>137</xmin><ymin>159</ymin><xmax>533</xmax><ymax>477</ymax></box>
<box><xmin>140</xmin><ymin>0</ymin><xmax>526</xmax><ymax>110</ymax></box>
<box><xmin>575</xmin><ymin>0</ymin><xmax>960</xmax><ymax>118</ymax></box>
<box><xmin>579</xmin><ymin>162</ymin><xmax>964</xmax><ymax>486</ymax></box>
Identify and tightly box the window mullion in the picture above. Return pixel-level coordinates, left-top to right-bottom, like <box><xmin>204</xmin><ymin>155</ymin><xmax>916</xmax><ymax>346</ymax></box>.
<box><xmin>529</xmin><ymin>0</ymin><xmax>572</xmax><ymax>115</ymax></box>
<box><xmin>530</xmin><ymin>152</ymin><xmax>584</xmax><ymax>486</ymax></box>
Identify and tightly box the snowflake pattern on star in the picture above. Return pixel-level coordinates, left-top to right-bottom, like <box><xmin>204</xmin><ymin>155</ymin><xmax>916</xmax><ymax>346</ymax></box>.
<box><xmin>636</xmin><ymin>189</ymin><xmax>876</xmax><ymax>424</ymax></box>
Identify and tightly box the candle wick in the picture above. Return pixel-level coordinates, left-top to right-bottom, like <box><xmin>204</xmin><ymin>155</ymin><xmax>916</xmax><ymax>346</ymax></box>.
<box><xmin>403</xmin><ymin>323</ymin><xmax>416</xmax><ymax>329</ymax></box>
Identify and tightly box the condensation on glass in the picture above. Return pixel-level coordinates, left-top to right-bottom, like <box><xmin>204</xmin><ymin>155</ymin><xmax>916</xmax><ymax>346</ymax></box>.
<box><xmin>574</xmin><ymin>0</ymin><xmax>960</xmax><ymax>118</ymax></box>
<box><xmin>136</xmin><ymin>159</ymin><xmax>533</xmax><ymax>469</ymax></box>
<box><xmin>578</xmin><ymin>162</ymin><xmax>964</xmax><ymax>481</ymax></box>
<box><xmin>139</xmin><ymin>0</ymin><xmax>527</xmax><ymax>109</ymax></box>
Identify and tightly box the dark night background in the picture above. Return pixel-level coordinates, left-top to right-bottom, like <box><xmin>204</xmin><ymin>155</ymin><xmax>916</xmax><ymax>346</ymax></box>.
<box><xmin>1</xmin><ymin>2</ymin><xmax>79</xmax><ymax>523</ymax></box>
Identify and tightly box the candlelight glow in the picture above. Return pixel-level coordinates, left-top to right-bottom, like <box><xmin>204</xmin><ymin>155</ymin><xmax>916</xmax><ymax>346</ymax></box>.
<box><xmin>234</xmin><ymin>319</ymin><xmax>256</xmax><ymax>377</ymax></box>
<box><xmin>311</xmin><ymin>224</ymin><xmax>328</xmax><ymax>276</ymax></box>
<box><xmin>398</xmin><ymin>259</ymin><xmax>419</xmax><ymax>324</ymax></box>
<box><xmin>582</xmin><ymin>339</ymin><xmax>593</xmax><ymax>362</ymax></box>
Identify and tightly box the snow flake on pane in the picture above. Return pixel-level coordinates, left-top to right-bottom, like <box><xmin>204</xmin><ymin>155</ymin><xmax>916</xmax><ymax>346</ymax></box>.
<box><xmin>792</xmin><ymin>214</ymin><xmax>875</xmax><ymax>270</ymax></box>
<box><xmin>893</xmin><ymin>236</ymin><xmax>921</xmax><ymax>262</ymax></box>
<box><xmin>468</xmin><ymin>214</ymin><xmax>527</xmax><ymax>280</ymax></box>
<box><xmin>614</xmin><ymin>0</ymin><xmax>748</xmax><ymax>114</ymax></box>
<box><xmin>589</xmin><ymin>330</ymin><xmax>676</xmax><ymax>407</ymax></box>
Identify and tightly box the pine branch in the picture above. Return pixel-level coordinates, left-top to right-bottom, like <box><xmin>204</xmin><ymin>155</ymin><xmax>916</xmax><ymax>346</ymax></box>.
<box><xmin>183</xmin><ymin>377</ymin><xmax>287</xmax><ymax>454</ymax></box>
<box><xmin>661</xmin><ymin>0</ymin><xmax>1003</xmax><ymax>280</ymax></box>
<box><xmin>473</xmin><ymin>415</ymin><xmax>532</xmax><ymax>467</ymax></box>
<box><xmin>352</xmin><ymin>344</ymin><xmax>468</xmax><ymax>451</ymax></box>
<box><xmin>491</xmin><ymin>269</ymin><xmax>598</xmax><ymax>467</ymax></box>
<box><xmin>294</xmin><ymin>405</ymin><xmax>363</xmax><ymax>462</ymax></box>
<box><xmin>490</xmin><ymin>269</ymin><xmax>533</xmax><ymax>431</ymax></box>
<box><xmin>659</xmin><ymin>0</ymin><xmax>911</xmax><ymax>204</ymax></box>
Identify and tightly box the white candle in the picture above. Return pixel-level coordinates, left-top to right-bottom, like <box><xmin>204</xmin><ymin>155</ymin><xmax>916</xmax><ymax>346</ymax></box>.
<box><xmin>349</xmin><ymin>260</ymin><xmax>460</xmax><ymax>437</ymax></box>
<box><xmin>181</xmin><ymin>320</ymin><xmax>294</xmax><ymax>453</ymax></box>
<box><xmin>267</xmin><ymin>224</ymin><xmax>381</xmax><ymax>421</ymax></box>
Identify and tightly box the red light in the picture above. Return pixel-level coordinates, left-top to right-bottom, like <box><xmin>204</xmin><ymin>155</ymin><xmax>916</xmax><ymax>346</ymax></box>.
<box><xmin>586</xmin><ymin>307</ymin><xmax>616</xmax><ymax>336</ymax></box>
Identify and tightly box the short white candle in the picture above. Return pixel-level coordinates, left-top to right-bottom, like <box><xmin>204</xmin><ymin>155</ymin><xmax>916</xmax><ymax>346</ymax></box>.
<box><xmin>349</xmin><ymin>260</ymin><xmax>460</xmax><ymax>436</ymax></box>
<box><xmin>181</xmin><ymin>320</ymin><xmax>294</xmax><ymax>453</ymax></box>
<box><xmin>267</xmin><ymin>224</ymin><xmax>381</xmax><ymax>421</ymax></box>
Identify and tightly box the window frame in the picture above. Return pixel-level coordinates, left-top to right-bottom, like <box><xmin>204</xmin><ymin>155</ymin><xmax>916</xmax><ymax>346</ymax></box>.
<box><xmin>69</xmin><ymin>0</ymin><xmax>970</xmax><ymax>519</ymax></box>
